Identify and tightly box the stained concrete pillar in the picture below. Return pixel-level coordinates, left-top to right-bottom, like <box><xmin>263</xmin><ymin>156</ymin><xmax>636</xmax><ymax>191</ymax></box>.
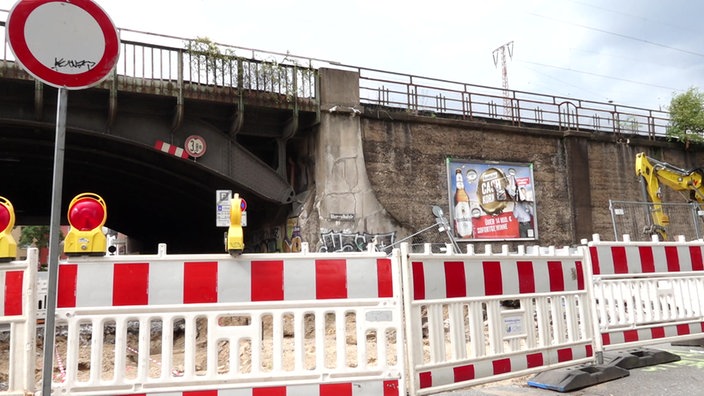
<box><xmin>297</xmin><ymin>68</ymin><xmax>402</xmax><ymax>249</ymax></box>
<box><xmin>564</xmin><ymin>136</ymin><xmax>593</xmax><ymax>240</ymax></box>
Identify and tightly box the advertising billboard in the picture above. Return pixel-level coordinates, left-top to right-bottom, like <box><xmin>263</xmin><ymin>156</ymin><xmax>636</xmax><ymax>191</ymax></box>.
<box><xmin>447</xmin><ymin>159</ymin><xmax>537</xmax><ymax>241</ymax></box>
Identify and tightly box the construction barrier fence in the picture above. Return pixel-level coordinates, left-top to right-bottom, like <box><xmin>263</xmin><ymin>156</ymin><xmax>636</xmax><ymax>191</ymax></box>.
<box><xmin>587</xmin><ymin>234</ymin><xmax>704</xmax><ymax>355</ymax></box>
<box><xmin>402</xmin><ymin>243</ymin><xmax>594</xmax><ymax>395</ymax></box>
<box><xmin>50</xmin><ymin>243</ymin><xmax>405</xmax><ymax>396</ymax></box>
<box><xmin>5</xmin><ymin>235</ymin><xmax>704</xmax><ymax>395</ymax></box>
<box><xmin>0</xmin><ymin>248</ymin><xmax>37</xmax><ymax>396</ymax></box>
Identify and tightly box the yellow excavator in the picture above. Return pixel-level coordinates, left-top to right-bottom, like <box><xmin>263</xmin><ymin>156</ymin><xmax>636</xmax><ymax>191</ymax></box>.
<box><xmin>635</xmin><ymin>152</ymin><xmax>704</xmax><ymax>240</ymax></box>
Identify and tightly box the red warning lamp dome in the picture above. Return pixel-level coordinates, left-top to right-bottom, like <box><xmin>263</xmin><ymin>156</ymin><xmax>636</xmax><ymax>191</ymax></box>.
<box><xmin>0</xmin><ymin>196</ymin><xmax>17</xmax><ymax>261</ymax></box>
<box><xmin>0</xmin><ymin>202</ymin><xmax>10</xmax><ymax>232</ymax></box>
<box><xmin>68</xmin><ymin>196</ymin><xmax>106</xmax><ymax>231</ymax></box>
<box><xmin>64</xmin><ymin>193</ymin><xmax>107</xmax><ymax>256</ymax></box>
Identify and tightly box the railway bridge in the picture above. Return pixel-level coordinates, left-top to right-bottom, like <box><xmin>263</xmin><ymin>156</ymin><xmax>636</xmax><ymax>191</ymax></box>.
<box><xmin>1</xmin><ymin>22</ymin><xmax>685</xmax><ymax>254</ymax></box>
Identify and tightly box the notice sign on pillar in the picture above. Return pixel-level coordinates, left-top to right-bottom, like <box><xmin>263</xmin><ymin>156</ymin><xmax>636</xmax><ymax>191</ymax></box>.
<box><xmin>216</xmin><ymin>190</ymin><xmax>231</xmax><ymax>227</ymax></box>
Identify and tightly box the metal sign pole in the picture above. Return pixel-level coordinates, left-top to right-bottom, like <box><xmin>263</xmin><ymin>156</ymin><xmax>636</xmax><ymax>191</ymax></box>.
<box><xmin>42</xmin><ymin>87</ymin><xmax>68</xmax><ymax>395</ymax></box>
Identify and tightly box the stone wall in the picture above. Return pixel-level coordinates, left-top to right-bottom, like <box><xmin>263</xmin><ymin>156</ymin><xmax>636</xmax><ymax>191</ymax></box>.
<box><xmin>360</xmin><ymin>110</ymin><xmax>704</xmax><ymax>247</ymax></box>
<box><xmin>300</xmin><ymin>68</ymin><xmax>704</xmax><ymax>251</ymax></box>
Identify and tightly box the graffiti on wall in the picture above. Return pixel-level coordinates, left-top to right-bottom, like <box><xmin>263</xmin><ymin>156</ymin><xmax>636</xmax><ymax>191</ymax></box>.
<box><xmin>317</xmin><ymin>230</ymin><xmax>395</xmax><ymax>252</ymax></box>
<box><xmin>283</xmin><ymin>217</ymin><xmax>304</xmax><ymax>253</ymax></box>
<box><xmin>249</xmin><ymin>225</ymin><xmax>284</xmax><ymax>253</ymax></box>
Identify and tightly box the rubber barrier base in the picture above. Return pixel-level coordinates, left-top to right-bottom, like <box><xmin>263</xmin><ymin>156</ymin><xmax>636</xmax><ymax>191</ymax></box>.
<box><xmin>671</xmin><ymin>338</ymin><xmax>704</xmax><ymax>348</ymax></box>
<box><xmin>604</xmin><ymin>348</ymin><xmax>681</xmax><ymax>370</ymax></box>
<box><xmin>527</xmin><ymin>363</ymin><xmax>629</xmax><ymax>392</ymax></box>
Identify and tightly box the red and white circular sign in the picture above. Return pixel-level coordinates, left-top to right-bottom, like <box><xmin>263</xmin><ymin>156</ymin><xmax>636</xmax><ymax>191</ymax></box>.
<box><xmin>185</xmin><ymin>135</ymin><xmax>207</xmax><ymax>158</ymax></box>
<box><xmin>6</xmin><ymin>0</ymin><xmax>120</xmax><ymax>90</ymax></box>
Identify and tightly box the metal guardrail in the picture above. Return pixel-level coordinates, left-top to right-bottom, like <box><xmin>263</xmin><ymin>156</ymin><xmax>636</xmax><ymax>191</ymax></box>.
<box><xmin>347</xmin><ymin>66</ymin><xmax>670</xmax><ymax>137</ymax></box>
<box><xmin>610</xmin><ymin>200</ymin><xmax>704</xmax><ymax>241</ymax></box>
<box><xmin>0</xmin><ymin>11</ymin><xmax>670</xmax><ymax>137</ymax></box>
<box><xmin>0</xmin><ymin>17</ymin><xmax>318</xmax><ymax>103</ymax></box>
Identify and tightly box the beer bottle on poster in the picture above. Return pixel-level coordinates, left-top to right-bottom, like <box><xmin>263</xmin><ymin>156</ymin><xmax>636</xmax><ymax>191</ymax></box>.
<box><xmin>454</xmin><ymin>169</ymin><xmax>472</xmax><ymax>238</ymax></box>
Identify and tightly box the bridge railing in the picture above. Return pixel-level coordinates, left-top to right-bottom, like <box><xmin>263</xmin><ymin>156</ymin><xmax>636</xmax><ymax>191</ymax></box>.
<box><xmin>0</xmin><ymin>18</ymin><xmax>318</xmax><ymax>103</ymax></box>
<box><xmin>347</xmin><ymin>66</ymin><xmax>670</xmax><ymax>138</ymax></box>
<box><xmin>0</xmin><ymin>12</ymin><xmax>669</xmax><ymax>137</ymax></box>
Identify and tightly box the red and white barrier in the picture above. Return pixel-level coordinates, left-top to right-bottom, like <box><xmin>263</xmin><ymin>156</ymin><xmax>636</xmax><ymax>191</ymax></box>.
<box><xmin>13</xmin><ymin>235</ymin><xmax>704</xmax><ymax>395</ymax></box>
<box><xmin>402</xmin><ymin>244</ymin><xmax>594</xmax><ymax>395</ymax></box>
<box><xmin>0</xmin><ymin>248</ymin><xmax>38</xmax><ymax>395</ymax></box>
<box><xmin>587</xmin><ymin>234</ymin><xmax>704</xmax><ymax>354</ymax></box>
<box><xmin>57</xmin><ymin>246</ymin><xmax>394</xmax><ymax>308</ymax></box>
<box><xmin>52</xmin><ymin>243</ymin><xmax>405</xmax><ymax>396</ymax></box>
<box><xmin>154</xmin><ymin>140</ymin><xmax>189</xmax><ymax>159</ymax></box>
<box><xmin>122</xmin><ymin>380</ymin><xmax>402</xmax><ymax>396</ymax></box>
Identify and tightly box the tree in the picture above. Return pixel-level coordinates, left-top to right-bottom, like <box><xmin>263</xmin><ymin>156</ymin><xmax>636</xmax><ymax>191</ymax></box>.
<box><xmin>19</xmin><ymin>226</ymin><xmax>64</xmax><ymax>270</ymax></box>
<box><xmin>18</xmin><ymin>225</ymin><xmax>51</xmax><ymax>249</ymax></box>
<box><xmin>668</xmin><ymin>87</ymin><xmax>704</xmax><ymax>146</ymax></box>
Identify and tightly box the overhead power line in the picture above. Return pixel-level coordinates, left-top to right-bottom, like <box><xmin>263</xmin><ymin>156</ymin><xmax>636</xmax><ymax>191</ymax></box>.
<box><xmin>527</xmin><ymin>11</ymin><xmax>704</xmax><ymax>58</ymax></box>
<box><xmin>517</xmin><ymin>59</ymin><xmax>681</xmax><ymax>91</ymax></box>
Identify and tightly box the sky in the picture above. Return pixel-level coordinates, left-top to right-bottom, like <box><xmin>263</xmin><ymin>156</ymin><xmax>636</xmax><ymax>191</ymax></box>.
<box><xmin>1</xmin><ymin>0</ymin><xmax>702</xmax><ymax>111</ymax></box>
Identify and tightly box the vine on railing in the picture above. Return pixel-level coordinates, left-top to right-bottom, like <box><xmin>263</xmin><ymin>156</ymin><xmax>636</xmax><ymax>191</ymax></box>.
<box><xmin>183</xmin><ymin>36</ymin><xmax>316</xmax><ymax>103</ymax></box>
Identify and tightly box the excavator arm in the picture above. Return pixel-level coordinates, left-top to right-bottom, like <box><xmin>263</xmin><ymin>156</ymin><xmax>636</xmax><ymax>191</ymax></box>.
<box><xmin>634</xmin><ymin>152</ymin><xmax>704</xmax><ymax>240</ymax></box>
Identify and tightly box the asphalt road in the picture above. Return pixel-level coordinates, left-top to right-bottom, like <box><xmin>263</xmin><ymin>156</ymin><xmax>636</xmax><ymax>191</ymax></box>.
<box><xmin>435</xmin><ymin>343</ymin><xmax>704</xmax><ymax>396</ymax></box>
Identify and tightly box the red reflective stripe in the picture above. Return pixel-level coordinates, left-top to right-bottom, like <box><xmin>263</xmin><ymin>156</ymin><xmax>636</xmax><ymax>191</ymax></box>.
<box><xmin>492</xmin><ymin>358</ymin><xmax>511</xmax><ymax>375</ymax></box>
<box><xmin>184</xmin><ymin>262</ymin><xmax>218</xmax><ymax>303</ymax></box>
<box><xmin>602</xmin><ymin>333</ymin><xmax>611</xmax><ymax>345</ymax></box>
<box><xmin>376</xmin><ymin>258</ymin><xmax>393</xmax><ymax>298</ymax></box>
<box><xmin>651</xmin><ymin>327</ymin><xmax>666</xmax><ymax>339</ymax></box>
<box><xmin>575</xmin><ymin>261</ymin><xmax>585</xmax><ymax>290</ymax></box>
<box><xmin>445</xmin><ymin>261</ymin><xmax>467</xmax><ymax>298</ymax></box>
<box><xmin>113</xmin><ymin>263</ymin><xmax>149</xmax><ymax>306</ymax></box>
<box><xmin>666</xmin><ymin>246</ymin><xmax>681</xmax><ymax>272</ymax></box>
<box><xmin>383</xmin><ymin>380</ymin><xmax>400</xmax><ymax>396</ymax></box>
<box><xmin>482</xmin><ymin>261</ymin><xmax>502</xmax><ymax>296</ymax></box>
<box><xmin>624</xmin><ymin>330</ymin><xmax>639</xmax><ymax>342</ymax></box>
<box><xmin>419</xmin><ymin>371</ymin><xmax>432</xmax><ymax>389</ymax></box>
<box><xmin>690</xmin><ymin>246</ymin><xmax>704</xmax><ymax>271</ymax></box>
<box><xmin>677</xmin><ymin>324</ymin><xmax>691</xmax><ymax>335</ymax></box>
<box><xmin>4</xmin><ymin>271</ymin><xmax>23</xmax><ymax>315</ymax></box>
<box><xmin>589</xmin><ymin>246</ymin><xmax>601</xmax><ymax>275</ymax></box>
<box><xmin>320</xmin><ymin>383</ymin><xmax>352</xmax><ymax>396</ymax></box>
<box><xmin>184</xmin><ymin>391</ymin><xmax>218</xmax><ymax>396</ymax></box>
<box><xmin>517</xmin><ymin>261</ymin><xmax>535</xmax><ymax>293</ymax></box>
<box><xmin>251</xmin><ymin>260</ymin><xmax>284</xmax><ymax>301</ymax></box>
<box><xmin>638</xmin><ymin>246</ymin><xmax>655</xmax><ymax>273</ymax></box>
<box><xmin>611</xmin><ymin>246</ymin><xmax>628</xmax><ymax>274</ymax></box>
<box><xmin>453</xmin><ymin>364</ymin><xmax>475</xmax><ymax>382</ymax></box>
<box><xmin>316</xmin><ymin>259</ymin><xmax>347</xmax><ymax>299</ymax></box>
<box><xmin>412</xmin><ymin>262</ymin><xmax>425</xmax><ymax>300</ymax></box>
<box><xmin>547</xmin><ymin>261</ymin><xmax>565</xmax><ymax>292</ymax></box>
<box><xmin>557</xmin><ymin>348</ymin><xmax>573</xmax><ymax>362</ymax></box>
<box><xmin>253</xmin><ymin>387</ymin><xmax>286</xmax><ymax>396</ymax></box>
<box><xmin>526</xmin><ymin>352</ymin><xmax>544</xmax><ymax>368</ymax></box>
<box><xmin>57</xmin><ymin>264</ymin><xmax>78</xmax><ymax>308</ymax></box>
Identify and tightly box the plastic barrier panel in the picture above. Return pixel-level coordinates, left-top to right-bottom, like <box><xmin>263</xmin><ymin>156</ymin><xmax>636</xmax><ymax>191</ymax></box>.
<box><xmin>0</xmin><ymin>248</ymin><xmax>38</xmax><ymax>395</ymax></box>
<box><xmin>402</xmin><ymin>243</ymin><xmax>595</xmax><ymax>396</ymax></box>
<box><xmin>587</xmin><ymin>235</ymin><xmax>704</xmax><ymax>353</ymax></box>
<box><xmin>51</xmin><ymin>243</ymin><xmax>405</xmax><ymax>396</ymax></box>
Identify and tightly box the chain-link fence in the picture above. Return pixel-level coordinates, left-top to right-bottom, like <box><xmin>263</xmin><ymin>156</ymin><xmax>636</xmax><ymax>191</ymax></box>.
<box><xmin>609</xmin><ymin>200</ymin><xmax>704</xmax><ymax>241</ymax></box>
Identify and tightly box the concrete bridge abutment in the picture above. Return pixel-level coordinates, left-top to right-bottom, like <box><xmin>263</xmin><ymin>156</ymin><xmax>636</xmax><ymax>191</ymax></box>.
<box><xmin>295</xmin><ymin>68</ymin><xmax>408</xmax><ymax>251</ymax></box>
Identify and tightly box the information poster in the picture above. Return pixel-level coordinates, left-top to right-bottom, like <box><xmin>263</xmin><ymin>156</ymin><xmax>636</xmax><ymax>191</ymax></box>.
<box><xmin>447</xmin><ymin>159</ymin><xmax>537</xmax><ymax>241</ymax></box>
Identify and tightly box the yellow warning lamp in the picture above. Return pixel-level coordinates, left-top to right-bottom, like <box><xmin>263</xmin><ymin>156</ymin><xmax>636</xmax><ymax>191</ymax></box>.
<box><xmin>63</xmin><ymin>193</ymin><xmax>107</xmax><ymax>256</ymax></box>
<box><xmin>0</xmin><ymin>196</ymin><xmax>17</xmax><ymax>262</ymax></box>
<box><xmin>227</xmin><ymin>193</ymin><xmax>246</xmax><ymax>256</ymax></box>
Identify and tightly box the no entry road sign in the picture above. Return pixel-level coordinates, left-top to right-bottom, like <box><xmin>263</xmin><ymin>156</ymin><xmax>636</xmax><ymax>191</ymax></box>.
<box><xmin>6</xmin><ymin>0</ymin><xmax>120</xmax><ymax>89</ymax></box>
